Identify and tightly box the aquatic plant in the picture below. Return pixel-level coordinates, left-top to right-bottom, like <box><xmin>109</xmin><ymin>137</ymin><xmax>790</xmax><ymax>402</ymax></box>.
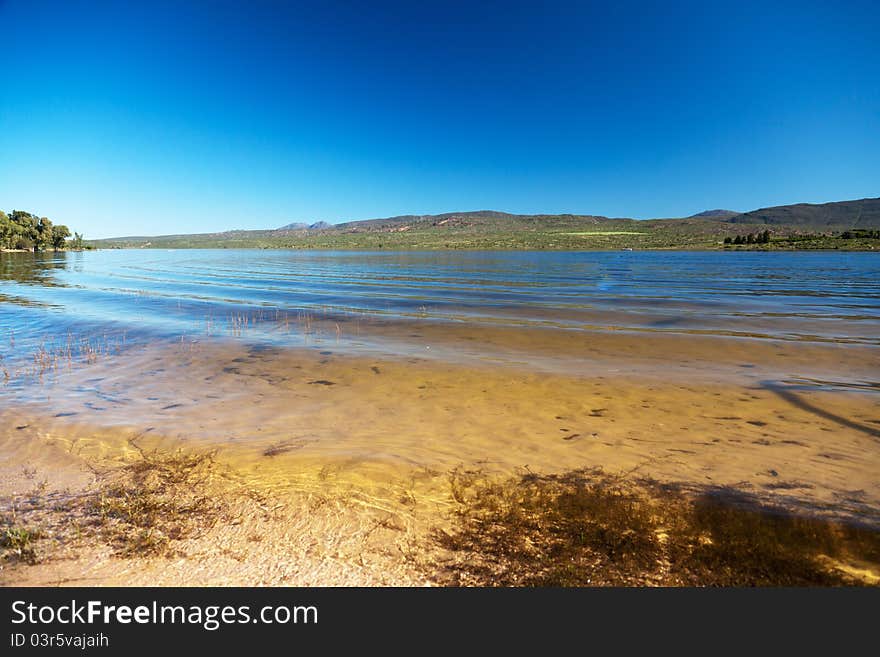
<box><xmin>431</xmin><ymin>467</ymin><xmax>880</xmax><ymax>586</ymax></box>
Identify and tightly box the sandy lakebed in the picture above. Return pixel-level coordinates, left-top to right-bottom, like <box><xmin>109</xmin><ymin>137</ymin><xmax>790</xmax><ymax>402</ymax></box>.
<box><xmin>2</xmin><ymin>332</ymin><xmax>879</xmax><ymax>586</ymax></box>
<box><xmin>1</xmin><ymin>250</ymin><xmax>879</xmax><ymax>585</ymax></box>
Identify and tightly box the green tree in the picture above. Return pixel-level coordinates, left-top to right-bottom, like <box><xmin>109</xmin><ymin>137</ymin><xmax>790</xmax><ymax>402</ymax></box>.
<box><xmin>35</xmin><ymin>217</ymin><xmax>53</xmax><ymax>251</ymax></box>
<box><xmin>8</xmin><ymin>211</ymin><xmax>37</xmax><ymax>250</ymax></box>
<box><xmin>71</xmin><ymin>231</ymin><xmax>85</xmax><ymax>250</ymax></box>
<box><xmin>51</xmin><ymin>224</ymin><xmax>71</xmax><ymax>250</ymax></box>
<box><xmin>0</xmin><ymin>210</ymin><xmax>85</xmax><ymax>251</ymax></box>
<box><xmin>0</xmin><ymin>211</ymin><xmax>12</xmax><ymax>249</ymax></box>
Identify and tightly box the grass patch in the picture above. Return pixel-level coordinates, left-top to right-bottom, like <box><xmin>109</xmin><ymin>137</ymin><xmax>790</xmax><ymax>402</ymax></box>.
<box><xmin>1</xmin><ymin>440</ymin><xmax>236</xmax><ymax>567</ymax></box>
<box><xmin>431</xmin><ymin>468</ymin><xmax>880</xmax><ymax>586</ymax></box>
<box><xmin>87</xmin><ymin>445</ymin><xmax>227</xmax><ymax>557</ymax></box>
<box><xmin>0</xmin><ymin>524</ymin><xmax>42</xmax><ymax>564</ymax></box>
<box><xmin>562</xmin><ymin>231</ymin><xmax>647</xmax><ymax>236</ymax></box>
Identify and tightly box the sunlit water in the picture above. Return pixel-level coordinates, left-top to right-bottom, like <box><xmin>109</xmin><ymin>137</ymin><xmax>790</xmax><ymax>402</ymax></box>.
<box><xmin>1</xmin><ymin>248</ymin><xmax>879</xmax><ymax>399</ymax></box>
<box><xmin>3</xmin><ymin>248</ymin><xmax>879</xmax><ymax>392</ymax></box>
<box><xmin>2</xmin><ymin>249</ymin><xmax>879</xmax><ymax>526</ymax></box>
<box><xmin>3</xmin><ymin>249</ymin><xmax>879</xmax><ymax>342</ymax></box>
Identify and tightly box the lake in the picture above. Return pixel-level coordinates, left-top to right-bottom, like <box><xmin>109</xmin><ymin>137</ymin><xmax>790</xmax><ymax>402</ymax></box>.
<box><xmin>1</xmin><ymin>249</ymin><xmax>879</xmax><ymax>584</ymax></box>
<box><xmin>3</xmin><ymin>248</ymin><xmax>878</xmax><ymax>356</ymax></box>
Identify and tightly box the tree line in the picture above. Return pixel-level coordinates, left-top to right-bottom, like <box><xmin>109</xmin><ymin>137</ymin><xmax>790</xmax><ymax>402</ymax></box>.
<box><xmin>723</xmin><ymin>230</ymin><xmax>771</xmax><ymax>245</ymax></box>
<box><xmin>840</xmin><ymin>229</ymin><xmax>880</xmax><ymax>239</ymax></box>
<box><xmin>0</xmin><ymin>210</ymin><xmax>84</xmax><ymax>251</ymax></box>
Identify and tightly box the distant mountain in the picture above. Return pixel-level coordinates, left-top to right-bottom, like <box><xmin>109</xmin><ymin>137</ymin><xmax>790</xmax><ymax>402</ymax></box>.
<box><xmin>277</xmin><ymin>221</ymin><xmax>332</xmax><ymax>230</ymax></box>
<box><xmin>91</xmin><ymin>197</ymin><xmax>880</xmax><ymax>249</ymax></box>
<box><xmin>689</xmin><ymin>209</ymin><xmax>739</xmax><ymax>219</ymax></box>
<box><xmin>334</xmin><ymin>210</ymin><xmax>620</xmax><ymax>232</ymax></box>
<box><xmin>725</xmin><ymin>197</ymin><xmax>880</xmax><ymax>228</ymax></box>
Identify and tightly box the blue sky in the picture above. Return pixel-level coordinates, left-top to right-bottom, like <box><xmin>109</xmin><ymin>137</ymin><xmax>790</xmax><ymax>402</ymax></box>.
<box><xmin>0</xmin><ymin>0</ymin><xmax>877</xmax><ymax>238</ymax></box>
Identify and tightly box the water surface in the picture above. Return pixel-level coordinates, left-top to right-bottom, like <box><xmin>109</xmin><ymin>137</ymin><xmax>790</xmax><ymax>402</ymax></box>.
<box><xmin>3</xmin><ymin>248</ymin><xmax>878</xmax><ymax>350</ymax></box>
<box><xmin>2</xmin><ymin>248</ymin><xmax>879</xmax><ymax>527</ymax></box>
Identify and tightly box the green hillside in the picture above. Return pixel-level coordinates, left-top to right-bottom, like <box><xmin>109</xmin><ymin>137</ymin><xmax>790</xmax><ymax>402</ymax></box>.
<box><xmin>90</xmin><ymin>198</ymin><xmax>880</xmax><ymax>250</ymax></box>
<box><xmin>727</xmin><ymin>197</ymin><xmax>880</xmax><ymax>228</ymax></box>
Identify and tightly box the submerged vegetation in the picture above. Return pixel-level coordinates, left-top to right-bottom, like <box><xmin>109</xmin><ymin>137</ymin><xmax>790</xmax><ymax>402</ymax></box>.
<box><xmin>0</xmin><ymin>440</ymin><xmax>233</xmax><ymax>565</ymax></box>
<box><xmin>3</xmin><ymin>447</ymin><xmax>879</xmax><ymax>586</ymax></box>
<box><xmin>0</xmin><ymin>523</ymin><xmax>43</xmax><ymax>565</ymax></box>
<box><xmin>430</xmin><ymin>468</ymin><xmax>880</xmax><ymax>586</ymax></box>
<box><xmin>0</xmin><ymin>330</ymin><xmax>126</xmax><ymax>386</ymax></box>
<box><xmin>88</xmin><ymin>444</ymin><xmax>226</xmax><ymax>557</ymax></box>
<box><xmin>0</xmin><ymin>209</ymin><xmax>85</xmax><ymax>251</ymax></box>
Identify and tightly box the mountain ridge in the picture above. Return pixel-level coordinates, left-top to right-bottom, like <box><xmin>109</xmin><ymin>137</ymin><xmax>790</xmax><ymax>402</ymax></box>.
<box><xmin>90</xmin><ymin>197</ymin><xmax>880</xmax><ymax>249</ymax></box>
<box><xmin>689</xmin><ymin>209</ymin><xmax>740</xmax><ymax>219</ymax></box>
<box><xmin>726</xmin><ymin>197</ymin><xmax>880</xmax><ymax>227</ymax></box>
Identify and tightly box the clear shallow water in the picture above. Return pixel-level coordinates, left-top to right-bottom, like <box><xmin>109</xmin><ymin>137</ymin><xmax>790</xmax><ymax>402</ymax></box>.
<box><xmin>2</xmin><ymin>249</ymin><xmax>879</xmax><ymax>351</ymax></box>
<box><xmin>2</xmin><ymin>249</ymin><xmax>879</xmax><ymax>525</ymax></box>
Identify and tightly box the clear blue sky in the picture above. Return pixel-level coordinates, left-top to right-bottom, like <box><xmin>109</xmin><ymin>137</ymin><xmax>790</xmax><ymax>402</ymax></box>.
<box><xmin>1</xmin><ymin>0</ymin><xmax>877</xmax><ymax>238</ymax></box>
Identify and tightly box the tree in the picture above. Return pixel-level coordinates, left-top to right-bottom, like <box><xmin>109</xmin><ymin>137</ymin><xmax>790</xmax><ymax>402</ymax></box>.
<box><xmin>0</xmin><ymin>210</ymin><xmax>85</xmax><ymax>250</ymax></box>
<box><xmin>71</xmin><ymin>232</ymin><xmax>85</xmax><ymax>250</ymax></box>
<box><xmin>733</xmin><ymin>235</ymin><xmax>743</xmax><ymax>245</ymax></box>
<box><xmin>51</xmin><ymin>224</ymin><xmax>71</xmax><ymax>250</ymax></box>
<box><xmin>35</xmin><ymin>217</ymin><xmax>53</xmax><ymax>251</ymax></box>
<box><xmin>8</xmin><ymin>211</ymin><xmax>37</xmax><ymax>250</ymax></box>
<box><xmin>0</xmin><ymin>211</ymin><xmax>13</xmax><ymax>249</ymax></box>
<box><xmin>723</xmin><ymin>237</ymin><xmax>732</xmax><ymax>244</ymax></box>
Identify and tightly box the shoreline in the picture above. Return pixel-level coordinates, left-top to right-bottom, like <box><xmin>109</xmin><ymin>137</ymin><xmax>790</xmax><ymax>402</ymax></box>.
<box><xmin>82</xmin><ymin>244</ymin><xmax>880</xmax><ymax>252</ymax></box>
<box><xmin>2</xmin><ymin>418</ymin><xmax>877</xmax><ymax>586</ymax></box>
<box><xmin>2</xmin><ymin>340</ymin><xmax>879</xmax><ymax>586</ymax></box>
<box><xmin>5</xmin><ymin>243</ymin><xmax>878</xmax><ymax>253</ymax></box>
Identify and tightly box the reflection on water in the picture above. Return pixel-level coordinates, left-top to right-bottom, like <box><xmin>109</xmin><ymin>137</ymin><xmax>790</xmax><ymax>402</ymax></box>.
<box><xmin>1</xmin><ymin>249</ymin><xmax>878</xmax><ymax>349</ymax></box>
<box><xmin>0</xmin><ymin>250</ymin><xmax>72</xmax><ymax>287</ymax></box>
<box><xmin>0</xmin><ymin>251</ymin><xmax>72</xmax><ymax>309</ymax></box>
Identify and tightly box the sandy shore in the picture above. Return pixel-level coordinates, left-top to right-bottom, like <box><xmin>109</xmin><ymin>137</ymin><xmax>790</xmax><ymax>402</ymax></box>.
<box><xmin>2</xmin><ymin>336</ymin><xmax>879</xmax><ymax>586</ymax></box>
